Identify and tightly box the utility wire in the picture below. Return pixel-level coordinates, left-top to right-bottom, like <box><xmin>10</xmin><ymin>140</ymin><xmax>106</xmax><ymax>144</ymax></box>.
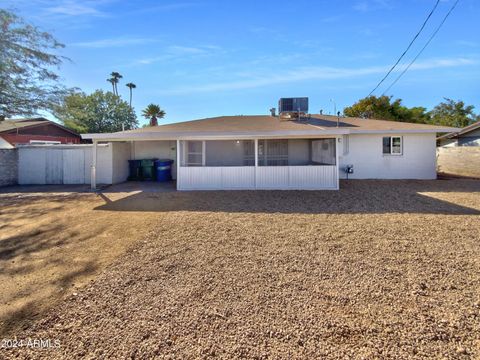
<box><xmin>367</xmin><ymin>0</ymin><xmax>440</xmax><ymax>96</ymax></box>
<box><xmin>382</xmin><ymin>0</ymin><xmax>460</xmax><ymax>95</ymax></box>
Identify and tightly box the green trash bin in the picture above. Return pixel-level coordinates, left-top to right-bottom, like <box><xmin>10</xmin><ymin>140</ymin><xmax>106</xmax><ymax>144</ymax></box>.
<box><xmin>140</xmin><ymin>158</ymin><xmax>157</xmax><ymax>180</ymax></box>
<box><xmin>141</xmin><ymin>159</ymin><xmax>156</xmax><ymax>167</ymax></box>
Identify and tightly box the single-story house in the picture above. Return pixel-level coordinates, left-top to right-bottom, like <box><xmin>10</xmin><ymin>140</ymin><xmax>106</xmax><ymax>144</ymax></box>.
<box><xmin>437</xmin><ymin>120</ymin><xmax>480</xmax><ymax>147</ymax></box>
<box><xmin>82</xmin><ymin>110</ymin><xmax>457</xmax><ymax>191</ymax></box>
<box><xmin>0</xmin><ymin>117</ymin><xmax>81</xmax><ymax>149</ymax></box>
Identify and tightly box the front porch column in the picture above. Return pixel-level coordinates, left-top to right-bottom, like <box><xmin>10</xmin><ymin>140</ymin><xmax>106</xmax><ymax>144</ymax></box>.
<box><xmin>91</xmin><ymin>140</ymin><xmax>97</xmax><ymax>190</ymax></box>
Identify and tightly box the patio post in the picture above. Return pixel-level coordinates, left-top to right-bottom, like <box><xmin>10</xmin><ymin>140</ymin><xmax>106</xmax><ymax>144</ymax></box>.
<box><xmin>254</xmin><ymin>138</ymin><xmax>258</xmax><ymax>189</ymax></box>
<box><xmin>176</xmin><ymin>139</ymin><xmax>180</xmax><ymax>190</ymax></box>
<box><xmin>336</xmin><ymin>136</ymin><xmax>340</xmax><ymax>190</ymax></box>
<box><xmin>91</xmin><ymin>140</ymin><xmax>97</xmax><ymax>190</ymax></box>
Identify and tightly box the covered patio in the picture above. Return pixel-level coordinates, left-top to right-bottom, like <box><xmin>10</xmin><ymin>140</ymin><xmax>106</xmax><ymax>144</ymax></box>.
<box><xmin>87</xmin><ymin>135</ymin><xmax>341</xmax><ymax>191</ymax></box>
<box><xmin>177</xmin><ymin>137</ymin><xmax>339</xmax><ymax>190</ymax></box>
<box><xmin>82</xmin><ymin>114</ymin><xmax>353</xmax><ymax>191</ymax></box>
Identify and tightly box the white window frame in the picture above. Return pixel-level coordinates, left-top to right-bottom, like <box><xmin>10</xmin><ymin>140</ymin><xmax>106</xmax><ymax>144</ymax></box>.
<box><xmin>183</xmin><ymin>140</ymin><xmax>205</xmax><ymax>167</ymax></box>
<box><xmin>383</xmin><ymin>136</ymin><xmax>403</xmax><ymax>156</ymax></box>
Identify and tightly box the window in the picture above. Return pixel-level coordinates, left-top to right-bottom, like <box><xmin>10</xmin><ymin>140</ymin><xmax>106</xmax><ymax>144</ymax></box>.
<box><xmin>382</xmin><ymin>136</ymin><xmax>402</xmax><ymax>155</ymax></box>
<box><xmin>205</xmin><ymin>140</ymin><xmax>254</xmax><ymax>166</ymax></box>
<box><xmin>258</xmin><ymin>139</ymin><xmax>288</xmax><ymax>166</ymax></box>
<box><xmin>311</xmin><ymin>139</ymin><xmax>336</xmax><ymax>165</ymax></box>
<box><xmin>182</xmin><ymin>140</ymin><xmax>204</xmax><ymax>166</ymax></box>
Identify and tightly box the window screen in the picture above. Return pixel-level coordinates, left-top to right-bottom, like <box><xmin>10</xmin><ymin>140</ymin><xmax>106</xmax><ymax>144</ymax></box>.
<box><xmin>258</xmin><ymin>139</ymin><xmax>288</xmax><ymax>166</ymax></box>
<box><xmin>311</xmin><ymin>139</ymin><xmax>336</xmax><ymax>165</ymax></box>
<box><xmin>181</xmin><ymin>140</ymin><xmax>203</xmax><ymax>166</ymax></box>
<box><xmin>392</xmin><ymin>137</ymin><xmax>402</xmax><ymax>154</ymax></box>
<box><xmin>205</xmin><ymin>140</ymin><xmax>254</xmax><ymax>166</ymax></box>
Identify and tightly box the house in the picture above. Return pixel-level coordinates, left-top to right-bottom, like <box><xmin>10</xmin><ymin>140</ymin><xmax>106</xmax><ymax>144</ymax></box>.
<box><xmin>437</xmin><ymin>120</ymin><xmax>480</xmax><ymax>147</ymax></box>
<box><xmin>0</xmin><ymin>118</ymin><xmax>81</xmax><ymax>149</ymax></box>
<box><xmin>82</xmin><ymin>99</ymin><xmax>457</xmax><ymax>191</ymax></box>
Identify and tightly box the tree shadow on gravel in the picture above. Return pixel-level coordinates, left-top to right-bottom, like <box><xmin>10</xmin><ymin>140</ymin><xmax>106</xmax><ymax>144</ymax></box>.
<box><xmin>94</xmin><ymin>180</ymin><xmax>480</xmax><ymax>215</ymax></box>
<box><xmin>0</xmin><ymin>260</ymin><xmax>98</xmax><ymax>336</ymax></box>
<box><xmin>0</xmin><ymin>217</ymin><xmax>103</xmax><ymax>337</ymax></box>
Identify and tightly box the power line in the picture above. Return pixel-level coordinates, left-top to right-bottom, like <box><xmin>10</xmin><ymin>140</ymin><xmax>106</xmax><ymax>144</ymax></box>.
<box><xmin>382</xmin><ymin>0</ymin><xmax>460</xmax><ymax>95</ymax></box>
<box><xmin>367</xmin><ymin>0</ymin><xmax>440</xmax><ymax>96</ymax></box>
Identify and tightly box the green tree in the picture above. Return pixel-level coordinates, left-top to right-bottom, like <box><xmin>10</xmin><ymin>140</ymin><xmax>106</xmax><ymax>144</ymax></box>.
<box><xmin>53</xmin><ymin>90</ymin><xmax>138</xmax><ymax>133</ymax></box>
<box><xmin>142</xmin><ymin>104</ymin><xmax>165</xmax><ymax>126</ymax></box>
<box><xmin>125</xmin><ymin>82</ymin><xmax>136</xmax><ymax>107</ymax></box>
<box><xmin>429</xmin><ymin>98</ymin><xmax>478</xmax><ymax>128</ymax></box>
<box><xmin>343</xmin><ymin>96</ymin><xmax>429</xmax><ymax>123</ymax></box>
<box><xmin>0</xmin><ymin>9</ymin><xmax>70</xmax><ymax>120</ymax></box>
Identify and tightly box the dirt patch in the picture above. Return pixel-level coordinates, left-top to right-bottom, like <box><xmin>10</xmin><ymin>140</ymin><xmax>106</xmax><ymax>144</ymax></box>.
<box><xmin>0</xmin><ymin>186</ymin><xmax>161</xmax><ymax>336</ymax></box>
<box><xmin>3</xmin><ymin>180</ymin><xmax>480</xmax><ymax>359</ymax></box>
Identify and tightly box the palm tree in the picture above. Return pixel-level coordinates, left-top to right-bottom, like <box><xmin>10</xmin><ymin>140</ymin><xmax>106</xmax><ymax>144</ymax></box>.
<box><xmin>107</xmin><ymin>72</ymin><xmax>123</xmax><ymax>95</ymax></box>
<box><xmin>126</xmin><ymin>82</ymin><xmax>136</xmax><ymax>107</ymax></box>
<box><xmin>142</xmin><ymin>104</ymin><xmax>165</xmax><ymax>126</ymax></box>
<box><xmin>107</xmin><ymin>78</ymin><xmax>115</xmax><ymax>94</ymax></box>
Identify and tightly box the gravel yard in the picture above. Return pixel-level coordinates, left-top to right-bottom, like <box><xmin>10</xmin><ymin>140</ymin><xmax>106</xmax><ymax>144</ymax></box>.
<box><xmin>4</xmin><ymin>180</ymin><xmax>480</xmax><ymax>359</ymax></box>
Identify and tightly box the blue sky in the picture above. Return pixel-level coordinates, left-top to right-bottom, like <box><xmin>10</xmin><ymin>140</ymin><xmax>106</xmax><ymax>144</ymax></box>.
<box><xmin>2</xmin><ymin>0</ymin><xmax>479</xmax><ymax>126</ymax></box>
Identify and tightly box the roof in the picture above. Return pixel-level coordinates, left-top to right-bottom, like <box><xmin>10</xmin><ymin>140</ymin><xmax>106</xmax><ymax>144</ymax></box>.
<box><xmin>82</xmin><ymin>114</ymin><xmax>459</xmax><ymax>141</ymax></box>
<box><xmin>0</xmin><ymin>117</ymin><xmax>79</xmax><ymax>136</ymax></box>
<box><xmin>437</xmin><ymin>120</ymin><xmax>480</xmax><ymax>141</ymax></box>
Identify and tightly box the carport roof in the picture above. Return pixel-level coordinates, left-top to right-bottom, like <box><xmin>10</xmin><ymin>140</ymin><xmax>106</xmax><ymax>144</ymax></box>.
<box><xmin>82</xmin><ymin>114</ymin><xmax>459</xmax><ymax>141</ymax></box>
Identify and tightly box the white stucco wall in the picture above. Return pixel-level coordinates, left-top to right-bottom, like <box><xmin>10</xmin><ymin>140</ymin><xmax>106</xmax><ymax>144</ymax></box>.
<box><xmin>338</xmin><ymin>133</ymin><xmax>437</xmax><ymax>179</ymax></box>
<box><xmin>111</xmin><ymin>142</ymin><xmax>131</xmax><ymax>184</ymax></box>
<box><xmin>132</xmin><ymin>140</ymin><xmax>177</xmax><ymax>179</ymax></box>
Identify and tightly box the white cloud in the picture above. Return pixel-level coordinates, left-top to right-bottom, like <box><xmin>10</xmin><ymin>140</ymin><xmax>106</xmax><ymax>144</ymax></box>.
<box><xmin>159</xmin><ymin>57</ymin><xmax>476</xmax><ymax>95</ymax></box>
<box><xmin>134</xmin><ymin>2</ymin><xmax>198</xmax><ymax>13</ymax></box>
<box><xmin>132</xmin><ymin>45</ymin><xmax>223</xmax><ymax>66</ymax></box>
<box><xmin>353</xmin><ymin>0</ymin><xmax>393</xmax><ymax>12</ymax></box>
<box><xmin>456</xmin><ymin>40</ymin><xmax>479</xmax><ymax>48</ymax></box>
<box><xmin>72</xmin><ymin>37</ymin><xmax>159</xmax><ymax>48</ymax></box>
<box><xmin>45</xmin><ymin>0</ymin><xmax>112</xmax><ymax>17</ymax></box>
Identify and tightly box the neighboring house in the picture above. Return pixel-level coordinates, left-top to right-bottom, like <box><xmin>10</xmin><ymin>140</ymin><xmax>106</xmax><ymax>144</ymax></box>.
<box><xmin>437</xmin><ymin>120</ymin><xmax>480</xmax><ymax>147</ymax></box>
<box><xmin>0</xmin><ymin>118</ymin><xmax>81</xmax><ymax>149</ymax></box>
<box><xmin>82</xmin><ymin>99</ymin><xmax>457</xmax><ymax>191</ymax></box>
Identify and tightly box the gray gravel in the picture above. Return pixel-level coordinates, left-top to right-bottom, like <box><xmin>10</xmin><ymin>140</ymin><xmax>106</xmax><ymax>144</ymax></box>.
<box><xmin>6</xmin><ymin>180</ymin><xmax>480</xmax><ymax>359</ymax></box>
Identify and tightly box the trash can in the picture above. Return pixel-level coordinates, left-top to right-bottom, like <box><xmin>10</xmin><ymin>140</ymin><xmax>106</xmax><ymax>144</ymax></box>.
<box><xmin>140</xmin><ymin>158</ymin><xmax>157</xmax><ymax>181</ymax></box>
<box><xmin>154</xmin><ymin>159</ymin><xmax>174</xmax><ymax>182</ymax></box>
<box><xmin>128</xmin><ymin>160</ymin><xmax>142</xmax><ymax>180</ymax></box>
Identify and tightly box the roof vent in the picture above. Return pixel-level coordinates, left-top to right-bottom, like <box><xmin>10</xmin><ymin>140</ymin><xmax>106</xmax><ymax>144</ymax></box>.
<box><xmin>269</xmin><ymin>107</ymin><xmax>276</xmax><ymax>116</ymax></box>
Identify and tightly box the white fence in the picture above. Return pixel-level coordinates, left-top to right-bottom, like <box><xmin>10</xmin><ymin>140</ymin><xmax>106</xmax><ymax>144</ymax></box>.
<box><xmin>177</xmin><ymin>165</ymin><xmax>338</xmax><ymax>190</ymax></box>
<box><xmin>17</xmin><ymin>145</ymin><xmax>113</xmax><ymax>185</ymax></box>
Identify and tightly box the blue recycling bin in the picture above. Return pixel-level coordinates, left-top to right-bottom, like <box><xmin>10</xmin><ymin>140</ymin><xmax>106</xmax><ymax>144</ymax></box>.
<box><xmin>154</xmin><ymin>159</ymin><xmax>174</xmax><ymax>182</ymax></box>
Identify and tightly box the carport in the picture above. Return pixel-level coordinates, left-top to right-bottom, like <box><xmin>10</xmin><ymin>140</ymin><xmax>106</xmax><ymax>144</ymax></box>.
<box><xmin>88</xmin><ymin>136</ymin><xmax>178</xmax><ymax>190</ymax></box>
